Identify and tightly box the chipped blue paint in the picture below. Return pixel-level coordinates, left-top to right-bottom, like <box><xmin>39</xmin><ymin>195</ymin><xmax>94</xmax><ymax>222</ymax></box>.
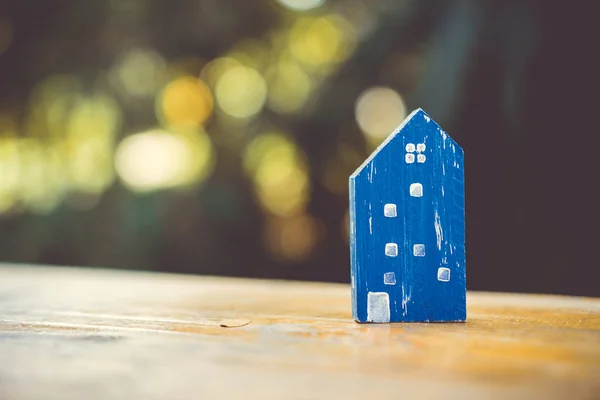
<box><xmin>349</xmin><ymin>108</ymin><xmax>466</xmax><ymax>323</ymax></box>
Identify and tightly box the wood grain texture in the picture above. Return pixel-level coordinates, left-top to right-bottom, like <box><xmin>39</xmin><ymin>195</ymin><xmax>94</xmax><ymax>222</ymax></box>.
<box><xmin>0</xmin><ymin>264</ymin><xmax>599</xmax><ymax>400</ymax></box>
<box><xmin>350</xmin><ymin>108</ymin><xmax>466</xmax><ymax>323</ymax></box>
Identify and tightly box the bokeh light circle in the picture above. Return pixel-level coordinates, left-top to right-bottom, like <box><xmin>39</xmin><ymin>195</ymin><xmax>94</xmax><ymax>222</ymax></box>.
<box><xmin>276</xmin><ymin>0</ymin><xmax>325</xmax><ymax>12</ymax></box>
<box><xmin>113</xmin><ymin>47</ymin><xmax>166</xmax><ymax>98</ymax></box>
<box><xmin>215</xmin><ymin>66</ymin><xmax>267</xmax><ymax>119</ymax></box>
<box><xmin>266</xmin><ymin>61</ymin><xmax>311</xmax><ymax>114</ymax></box>
<box><xmin>243</xmin><ymin>132</ymin><xmax>309</xmax><ymax>217</ymax></box>
<box><xmin>355</xmin><ymin>86</ymin><xmax>406</xmax><ymax>141</ymax></box>
<box><xmin>264</xmin><ymin>214</ymin><xmax>322</xmax><ymax>262</ymax></box>
<box><xmin>159</xmin><ymin>76</ymin><xmax>213</xmax><ymax>127</ymax></box>
<box><xmin>115</xmin><ymin>129</ymin><xmax>214</xmax><ymax>193</ymax></box>
<box><xmin>289</xmin><ymin>15</ymin><xmax>353</xmax><ymax>67</ymax></box>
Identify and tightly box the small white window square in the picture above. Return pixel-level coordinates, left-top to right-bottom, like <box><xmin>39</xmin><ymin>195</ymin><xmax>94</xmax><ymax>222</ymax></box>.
<box><xmin>384</xmin><ymin>203</ymin><xmax>397</xmax><ymax>217</ymax></box>
<box><xmin>413</xmin><ymin>244</ymin><xmax>425</xmax><ymax>257</ymax></box>
<box><xmin>437</xmin><ymin>267</ymin><xmax>450</xmax><ymax>282</ymax></box>
<box><xmin>405</xmin><ymin>153</ymin><xmax>415</xmax><ymax>164</ymax></box>
<box><xmin>385</xmin><ymin>243</ymin><xmax>398</xmax><ymax>257</ymax></box>
<box><xmin>409</xmin><ymin>183</ymin><xmax>423</xmax><ymax>197</ymax></box>
<box><xmin>416</xmin><ymin>143</ymin><xmax>426</xmax><ymax>153</ymax></box>
<box><xmin>417</xmin><ymin>154</ymin><xmax>426</xmax><ymax>163</ymax></box>
<box><xmin>405</xmin><ymin>143</ymin><xmax>416</xmax><ymax>153</ymax></box>
<box><xmin>383</xmin><ymin>272</ymin><xmax>396</xmax><ymax>285</ymax></box>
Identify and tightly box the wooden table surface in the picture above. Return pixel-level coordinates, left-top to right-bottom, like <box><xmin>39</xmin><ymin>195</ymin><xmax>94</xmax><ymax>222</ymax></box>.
<box><xmin>0</xmin><ymin>264</ymin><xmax>599</xmax><ymax>400</ymax></box>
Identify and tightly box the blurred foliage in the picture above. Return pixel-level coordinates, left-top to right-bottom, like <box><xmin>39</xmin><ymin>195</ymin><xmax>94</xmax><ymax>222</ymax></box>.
<box><xmin>0</xmin><ymin>0</ymin><xmax>599</xmax><ymax>296</ymax></box>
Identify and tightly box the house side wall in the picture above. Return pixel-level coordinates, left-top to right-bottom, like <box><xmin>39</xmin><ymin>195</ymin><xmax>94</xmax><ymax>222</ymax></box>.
<box><xmin>349</xmin><ymin>177</ymin><xmax>358</xmax><ymax>320</ymax></box>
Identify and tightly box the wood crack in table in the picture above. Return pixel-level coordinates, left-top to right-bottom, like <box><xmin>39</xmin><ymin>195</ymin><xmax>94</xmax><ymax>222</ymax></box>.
<box><xmin>0</xmin><ymin>264</ymin><xmax>599</xmax><ymax>400</ymax></box>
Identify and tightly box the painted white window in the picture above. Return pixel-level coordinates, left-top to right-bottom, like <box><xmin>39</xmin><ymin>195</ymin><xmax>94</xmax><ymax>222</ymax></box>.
<box><xmin>405</xmin><ymin>143</ymin><xmax>416</xmax><ymax>153</ymax></box>
<box><xmin>383</xmin><ymin>272</ymin><xmax>396</xmax><ymax>285</ymax></box>
<box><xmin>416</xmin><ymin>143</ymin><xmax>426</xmax><ymax>153</ymax></box>
<box><xmin>417</xmin><ymin>154</ymin><xmax>426</xmax><ymax>163</ymax></box>
<box><xmin>405</xmin><ymin>153</ymin><xmax>415</xmax><ymax>164</ymax></box>
<box><xmin>409</xmin><ymin>183</ymin><xmax>423</xmax><ymax>197</ymax></box>
<box><xmin>413</xmin><ymin>244</ymin><xmax>425</xmax><ymax>257</ymax></box>
<box><xmin>385</xmin><ymin>243</ymin><xmax>398</xmax><ymax>257</ymax></box>
<box><xmin>437</xmin><ymin>267</ymin><xmax>450</xmax><ymax>282</ymax></box>
<box><xmin>384</xmin><ymin>203</ymin><xmax>397</xmax><ymax>217</ymax></box>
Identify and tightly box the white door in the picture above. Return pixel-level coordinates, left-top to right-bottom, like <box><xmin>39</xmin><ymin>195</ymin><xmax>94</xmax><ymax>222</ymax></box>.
<box><xmin>367</xmin><ymin>292</ymin><xmax>390</xmax><ymax>323</ymax></box>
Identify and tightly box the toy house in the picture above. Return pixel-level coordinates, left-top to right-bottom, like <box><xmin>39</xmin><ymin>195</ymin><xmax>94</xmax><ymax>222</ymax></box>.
<box><xmin>349</xmin><ymin>108</ymin><xmax>466</xmax><ymax>323</ymax></box>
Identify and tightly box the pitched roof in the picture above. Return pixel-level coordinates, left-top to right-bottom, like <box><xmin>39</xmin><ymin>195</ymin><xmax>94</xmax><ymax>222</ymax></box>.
<box><xmin>350</xmin><ymin>108</ymin><xmax>461</xmax><ymax>179</ymax></box>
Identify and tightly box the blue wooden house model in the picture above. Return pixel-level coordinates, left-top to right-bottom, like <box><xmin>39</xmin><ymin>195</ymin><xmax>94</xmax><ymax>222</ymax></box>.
<box><xmin>349</xmin><ymin>108</ymin><xmax>466</xmax><ymax>323</ymax></box>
